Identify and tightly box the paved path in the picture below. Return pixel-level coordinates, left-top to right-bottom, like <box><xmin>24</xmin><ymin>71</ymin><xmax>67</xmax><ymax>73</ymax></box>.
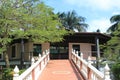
<box><xmin>38</xmin><ymin>60</ymin><xmax>84</xmax><ymax>80</ymax></box>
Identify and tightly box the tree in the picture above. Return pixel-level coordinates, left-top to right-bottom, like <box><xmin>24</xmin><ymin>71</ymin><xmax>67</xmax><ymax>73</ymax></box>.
<box><xmin>107</xmin><ymin>14</ymin><xmax>120</xmax><ymax>33</ymax></box>
<box><xmin>101</xmin><ymin>14</ymin><xmax>120</xmax><ymax>80</ymax></box>
<box><xmin>103</xmin><ymin>15</ymin><xmax>120</xmax><ymax>61</ymax></box>
<box><xmin>0</xmin><ymin>0</ymin><xmax>69</xmax><ymax>68</ymax></box>
<box><xmin>0</xmin><ymin>0</ymin><xmax>21</xmax><ymax>68</ymax></box>
<box><xmin>57</xmin><ymin>10</ymin><xmax>88</xmax><ymax>32</ymax></box>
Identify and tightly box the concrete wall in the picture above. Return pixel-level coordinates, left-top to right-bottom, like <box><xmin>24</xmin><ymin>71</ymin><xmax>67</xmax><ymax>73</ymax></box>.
<box><xmin>80</xmin><ymin>43</ymin><xmax>92</xmax><ymax>59</ymax></box>
<box><xmin>69</xmin><ymin>43</ymin><xmax>94</xmax><ymax>60</ymax></box>
<box><xmin>5</xmin><ymin>42</ymin><xmax>50</xmax><ymax>61</ymax></box>
<box><xmin>42</xmin><ymin>43</ymin><xmax>50</xmax><ymax>54</ymax></box>
<box><xmin>24</xmin><ymin>42</ymin><xmax>33</xmax><ymax>61</ymax></box>
<box><xmin>4</xmin><ymin>41</ymin><xmax>96</xmax><ymax>62</ymax></box>
<box><xmin>7</xmin><ymin>43</ymin><xmax>21</xmax><ymax>60</ymax></box>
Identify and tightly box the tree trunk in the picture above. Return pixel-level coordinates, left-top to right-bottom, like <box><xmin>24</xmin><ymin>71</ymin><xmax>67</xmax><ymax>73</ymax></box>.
<box><xmin>4</xmin><ymin>52</ymin><xmax>10</xmax><ymax>68</ymax></box>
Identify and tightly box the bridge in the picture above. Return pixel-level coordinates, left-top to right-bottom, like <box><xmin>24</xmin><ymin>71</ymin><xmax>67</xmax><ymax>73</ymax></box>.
<box><xmin>13</xmin><ymin>49</ymin><xmax>111</xmax><ymax>80</ymax></box>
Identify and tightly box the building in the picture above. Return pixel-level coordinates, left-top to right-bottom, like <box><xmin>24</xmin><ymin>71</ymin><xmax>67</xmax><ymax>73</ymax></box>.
<box><xmin>0</xmin><ymin>32</ymin><xmax>111</xmax><ymax>68</ymax></box>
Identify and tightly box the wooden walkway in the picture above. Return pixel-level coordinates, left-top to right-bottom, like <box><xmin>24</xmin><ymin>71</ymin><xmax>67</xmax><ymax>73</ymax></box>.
<box><xmin>38</xmin><ymin>60</ymin><xmax>84</xmax><ymax>80</ymax></box>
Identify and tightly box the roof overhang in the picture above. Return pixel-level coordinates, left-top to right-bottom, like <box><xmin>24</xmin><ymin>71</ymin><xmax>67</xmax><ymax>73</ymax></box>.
<box><xmin>62</xmin><ymin>32</ymin><xmax>111</xmax><ymax>44</ymax></box>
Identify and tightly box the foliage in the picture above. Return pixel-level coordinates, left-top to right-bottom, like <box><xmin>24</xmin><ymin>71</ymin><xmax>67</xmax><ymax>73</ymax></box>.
<box><xmin>2</xmin><ymin>68</ymin><xmax>26</xmax><ymax>80</ymax></box>
<box><xmin>107</xmin><ymin>15</ymin><xmax>120</xmax><ymax>33</ymax></box>
<box><xmin>111</xmin><ymin>62</ymin><xmax>120</xmax><ymax>80</ymax></box>
<box><xmin>57</xmin><ymin>10</ymin><xmax>88</xmax><ymax>32</ymax></box>
<box><xmin>103</xmin><ymin>15</ymin><xmax>120</xmax><ymax>80</ymax></box>
<box><xmin>0</xmin><ymin>0</ymin><xmax>69</xmax><ymax>67</ymax></box>
<box><xmin>103</xmin><ymin>31</ymin><xmax>120</xmax><ymax>61</ymax></box>
<box><xmin>103</xmin><ymin>14</ymin><xmax>120</xmax><ymax>61</ymax></box>
<box><xmin>2</xmin><ymin>68</ymin><xmax>13</xmax><ymax>80</ymax></box>
<box><xmin>11</xmin><ymin>2</ymin><xmax>69</xmax><ymax>43</ymax></box>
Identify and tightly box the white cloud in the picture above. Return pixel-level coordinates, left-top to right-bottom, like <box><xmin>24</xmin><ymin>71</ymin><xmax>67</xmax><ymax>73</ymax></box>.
<box><xmin>88</xmin><ymin>18</ymin><xmax>111</xmax><ymax>32</ymax></box>
<box><xmin>64</xmin><ymin>0</ymin><xmax>120</xmax><ymax>11</ymax></box>
<box><xmin>112</xmin><ymin>12</ymin><xmax>120</xmax><ymax>15</ymax></box>
<box><xmin>63</xmin><ymin>0</ymin><xmax>120</xmax><ymax>32</ymax></box>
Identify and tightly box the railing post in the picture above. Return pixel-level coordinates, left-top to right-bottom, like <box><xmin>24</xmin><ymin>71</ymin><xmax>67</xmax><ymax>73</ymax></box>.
<box><xmin>76</xmin><ymin>51</ymin><xmax>79</xmax><ymax>57</ymax></box>
<box><xmin>80</xmin><ymin>52</ymin><xmax>83</xmax><ymax>59</ymax></box>
<box><xmin>87</xmin><ymin>56</ymin><xmax>92</xmax><ymax>80</ymax></box>
<box><xmin>104</xmin><ymin>63</ymin><xmax>111</xmax><ymax>80</ymax></box>
<box><xmin>71</xmin><ymin>49</ymin><xmax>74</xmax><ymax>59</ymax></box>
<box><xmin>80</xmin><ymin>52</ymin><xmax>83</xmax><ymax>70</ymax></box>
<box><xmin>47</xmin><ymin>49</ymin><xmax>50</xmax><ymax>61</ymax></box>
<box><xmin>88</xmin><ymin>56</ymin><xmax>91</xmax><ymax>65</ymax></box>
<box><xmin>72</xmin><ymin>49</ymin><xmax>74</xmax><ymax>53</ymax></box>
<box><xmin>31</xmin><ymin>57</ymin><xmax>35</xmax><ymax>65</ymax></box>
<box><xmin>87</xmin><ymin>67</ymin><xmax>92</xmax><ymax>80</ymax></box>
<box><xmin>76</xmin><ymin>51</ymin><xmax>78</xmax><ymax>64</ymax></box>
<box><xmin>74</xmin><ymin>50</ymin><xmax>76</xmax><ymax>63</ymax></box>
<box><xmin>46</xmin><ymin>50</ymin><xmax>48</xmax><ymax>54</ymax></box>
<box><xmin>39</xmin><ymin>54</ymin><xmax>41</xmax><ymax>59</ymax></box>
<box><xmin>43</xmin><ymin>51</ymin><xmax>45</xmax><ymax>56</ymax></box>
<box><xmin>13</xmin><ymin>66</ymin><xmax>19</xmax><ymax>80</ymax></box>
<box><xmin>73</xmin><ymin>50</ymin><xmax>76</xmax><ymax>54</ymax></box>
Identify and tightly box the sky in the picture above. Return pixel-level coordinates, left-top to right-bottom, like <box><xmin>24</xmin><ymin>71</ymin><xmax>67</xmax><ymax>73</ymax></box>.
<box><xmin>44</xmin><ymin>0</ymin><xmax>120</xmax><ymax>33</ymax></box>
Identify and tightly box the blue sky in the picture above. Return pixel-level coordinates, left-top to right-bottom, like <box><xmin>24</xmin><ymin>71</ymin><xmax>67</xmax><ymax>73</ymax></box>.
<box><xmin>44</xmin><ymin>0</ymin><xmax>120</xmax><ymax>33</ymax></box>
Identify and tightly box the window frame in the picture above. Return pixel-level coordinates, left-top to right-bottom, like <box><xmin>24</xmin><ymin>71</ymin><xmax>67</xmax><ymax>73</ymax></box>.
<box><xmin>33</xmin><ymin>44</ymin><xmax>42</xmax><ymax>56</ymax></box>
<box><xmin>11</xmin><ymin>45</ymin><xmax>17</xmax><ymax>58</ymax></box>
<box><xmin>0</xmin><ymin>53</ymin><xmax>3</xmax><ymax>60</ymax></box>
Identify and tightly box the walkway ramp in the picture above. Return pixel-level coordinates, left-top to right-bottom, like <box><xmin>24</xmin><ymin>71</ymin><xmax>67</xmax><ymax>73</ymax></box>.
<box><xmin>38</xmin><ymin>60</ymin><xmax>84</xmax><ymax>80</ymax></box>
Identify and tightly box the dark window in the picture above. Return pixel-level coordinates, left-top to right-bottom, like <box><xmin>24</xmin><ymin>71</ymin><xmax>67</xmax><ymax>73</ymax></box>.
<box><xmin>12</xmin><ymin>45</ymin><xmax>16</xmax><ymax>58</ymax></box>
<box><xmin>59</xmin><ymin>47</ymin><xmax>68</xmax><ymax>54</ymax></box>
<box><xmin>50</xmin><ymin>46</ymin><xmax>68</xmax><ymax>54</ymax></box>
<box><xmin>33</xmin><ymin>44</ymin><xmax>41</xmax><ymax>56</ymax></box>
<box><xmin>72</xmin><ymin>45</ymin><xmax>80</xmax><ymax>51</ymax></box>
<box><xmin>50</xmin><ymin>46</ymin><xmax>58</xmax><ymax>54</ymax></box>
<box><xmin>0</xmin><ymin>54</ymin><xmax>2</xmax><ymax>59</ymax></box>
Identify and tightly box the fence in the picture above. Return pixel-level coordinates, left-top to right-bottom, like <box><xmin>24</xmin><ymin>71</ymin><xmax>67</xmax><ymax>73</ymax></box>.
<box><xmin>71</xmin><ymin>49</ymin><xmax>111</xmax><ymax>80</ymax></box>
<box><xmin>13</xmin><ymin>49</ymin><xmax>50</xmax><ymax>80</ymax></box>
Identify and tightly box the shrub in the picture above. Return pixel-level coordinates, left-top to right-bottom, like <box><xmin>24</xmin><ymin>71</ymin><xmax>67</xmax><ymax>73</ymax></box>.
<box><xmin>111</xmin><ymin>62</ymin><xmax>120</xmax><ymax>80</ymax></box>
<box><xmin>19</xmin><ymin>69</ymin><xmax>26</xmax><ymax>75</ymax></box>
<box><xmin>2</xmin><ymin>68</ymin><xmax>13</xmax><ymax>80</ymax></box>
<box><xmin>2</xmin><ymin>68</ymin><xmax>26</xmax><ymax>80</ymax></box>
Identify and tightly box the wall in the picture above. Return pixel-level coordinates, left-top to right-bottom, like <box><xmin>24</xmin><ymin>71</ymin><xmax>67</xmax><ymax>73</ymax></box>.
<box><xmin>80</xmin><ymin>43</ymin><xmax>92</xmax><ymax>59</ymax></box>
<box><xmin>7</xmin><ymin>43</ymin><xmax>21</xmax><ymax>60</ymax></box>
<box><xmin>69</xmin><ymin>43</ymin><xmax>94</xmax><ymax>60</ymax></box>
<box><xmin>24</xmin><ymin>42</ymin><xmax>33</xmax><ymax>61</ymax></box>
<box><xmin>42</xmin><ymin>43</ymin><xmax>50</xmax><ymax>54</ymax></box>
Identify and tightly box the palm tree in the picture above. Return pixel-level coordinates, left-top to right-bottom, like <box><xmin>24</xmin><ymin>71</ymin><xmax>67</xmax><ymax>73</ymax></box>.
<box><xmin>107</xmin><ymin>15</ymin><xmax>120</xmax><ymax>33</ymax></box>
<box><xmin>58</xmin><ymin>10</ymin><xmax>88</xmax><ymax>32</ymax></box>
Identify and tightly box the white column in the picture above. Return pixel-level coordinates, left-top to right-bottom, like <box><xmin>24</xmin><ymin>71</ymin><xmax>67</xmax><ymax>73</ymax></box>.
<box><xmin>96</xmin><ymin>37</ymin><xmax>100</xmax><ymax>58</ymax></box>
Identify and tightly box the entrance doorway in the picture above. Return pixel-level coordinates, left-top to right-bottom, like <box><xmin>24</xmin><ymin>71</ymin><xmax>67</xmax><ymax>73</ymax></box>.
<box><xmin>72</xmin><ymin>44</ymin><xmax>80</xmax><ymax>56</ymax></box>
<box><xmin>50</xmin><ymin>46</ymin><xmax>68</xmax><ymax>59</ymax></box>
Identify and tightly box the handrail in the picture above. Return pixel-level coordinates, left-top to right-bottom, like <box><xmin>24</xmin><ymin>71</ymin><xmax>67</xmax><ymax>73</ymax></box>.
<box><xmin>13</xmin><ymin>49</ymin><xmax>50</xmax><ymax>80</ymax></box>
<box><xmin>71</xmin><ymin>50</ymin><xmax>111</xmax><ymax>80</ymax></box>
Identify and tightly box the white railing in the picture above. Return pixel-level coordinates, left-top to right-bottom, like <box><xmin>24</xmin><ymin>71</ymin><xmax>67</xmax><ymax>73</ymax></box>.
<box><xmin>71</xmin><ymin>50</ymin><xmax>111</xmax><ymax>80</ymax></box>
<box><xmin>13</xmin><ymin>49</ymin><xmax>50</xmax><ymax>80</ymax></box>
